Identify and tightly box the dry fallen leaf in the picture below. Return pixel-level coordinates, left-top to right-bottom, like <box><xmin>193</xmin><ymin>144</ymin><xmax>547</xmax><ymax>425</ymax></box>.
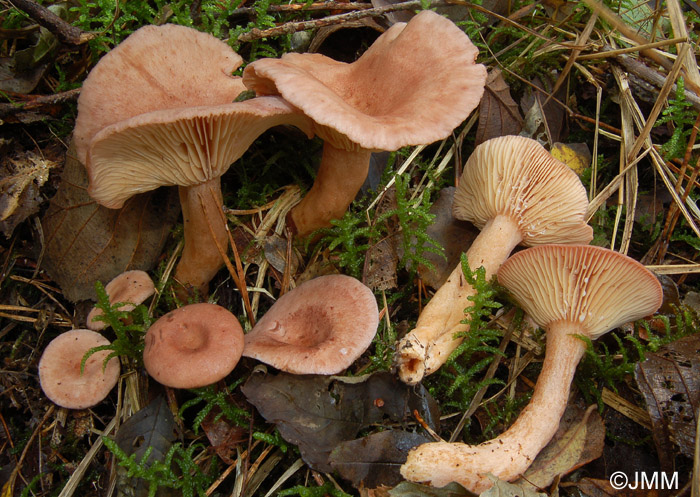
<box><xmin>0</xmin><ymin>150</ymin><xmax>56</xmax><ymax>237</ymax></box>
<box><xmin>550</xmin><ymin>142</ymin><xmax>591</xmax><ymax>176</ymax></box>
<box><xmin>40</xmin><ymin>144</ymin><xmax>180</xmax><ymax>302</ymax></box>
<box><xmin>475</xmin><ymin>69</ymin><xmax>523</xmax><ymax>145</ymax></box>
<box><xmin>518</xmin><ymin>402</ymin><xmax>605</xmax><ymax>489</ymax></box>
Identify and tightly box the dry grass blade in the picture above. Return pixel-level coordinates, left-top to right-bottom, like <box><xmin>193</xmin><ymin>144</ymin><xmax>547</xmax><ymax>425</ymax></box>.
<box><xmin>576</xmin><ymin>36</ymin><xmax>688</xmax><ymax>60</ymax></box>
<box><xmin>610</xmin><ymin>65</ymin><xmax>638</xmax><ymax>254</ymax></box>
<box><xmin>646</xmin><ymin>264</ymin><xmax>700</xmax><ymax>275</ymax></box>
<box><xmin>666</xmin><ymin>0</ymin><xmax>700</xmax><ymax>91</ymax></box>
<box><xmin>581</xmin><ymin>0</ymin><xmax>675</xmax><ymax>74</ymax></box>
<box><xmin>6</xmin><ymin>405</ymin><xmax>55</xmax><ymax>496</ymax></box>
<box><xmin>200</xmin><ymin>185</ymin><xmax>256</xmax><ymax>325</ymax></box>
<box><xmin>601</xmin><ymin>388</ymin><xmax>652</xmax><ymax>430</ymax></box>
<box><xmin>653</xmin><ymin>111</ymin><xmax>700</xmax><ymax>262</ymax></box>
<box><xmin>449</xmin><ymin>322</ymin><xmax>514</xmax><ymax>442</ymax></box>
<box><xmin>57</xmin><ymin>416</ymin><xmax>118</xmax><ymax>497</ymax></box>
<box><xmin>263</xmin><ymin>458</ymin><xmax>305</xmax><ymax>497</ymax></box>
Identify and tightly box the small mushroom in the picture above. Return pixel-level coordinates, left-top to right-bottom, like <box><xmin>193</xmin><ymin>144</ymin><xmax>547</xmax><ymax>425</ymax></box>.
<box><xmin>143</xmin><ymin>303</ymin><xmax>245</xmax><ymax>388</ymax></box>
<box><xmin>87</xmin><ymin>270</ymin><xmax>155</xmax><ymax>330</ymax></box>
<box><xmin>39</xmin><ymin>329</ymin><xmax>120</xmax><ymax>409</ymax></box>
<box><xmin>396</xmin><ymin>135</ymin><xmax>593</xmax><ymax>385</ymax></box>
<box><xmin>243</xmin><ymin>10</ymin><xmax>487</xmax><ymax>236</ymax></box>
<box><xmin>401</xmin><ymin>244</ymin><xmax>663</xmax><ymax>491</ymax></box>
<box><xmin>242</xmin><ymin>274</ymin><xmax>378</xmax><ymax>374</ymax></box>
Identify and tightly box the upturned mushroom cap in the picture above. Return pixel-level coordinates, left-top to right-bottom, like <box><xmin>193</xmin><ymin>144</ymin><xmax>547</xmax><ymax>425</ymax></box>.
<box><xmin>242</xmin><ymin>275</ymin><xmax>379</xmax><ymax>374</ymax></box>
<box><xmin>243</xmin><ymin>10</ymin><xmax>487</xmax><ymax>151</ymax></box>
<box><xmin>87</xmin><ymin>270</ymin><xmax>155</xmax><ymax>331</ymax></box>
<box><xmin>86</xmin><ymin>97</ymin><xmax>313</xmax><ymax>209</ymax></box>
<box><xmin>39</xmin><ymin>329</ymin><xmax>120</xmax><ymax>409</ymax></box>
<box><xmin>143</xmin><ymin>303</ymin><xmax>244</xmax><ymax>388</ymax></box>
<box><xmin>73</xmin><ymin>24</ymin><xmax>245</xmax><ymax>164</ymax></box>
<box><xmin>453</xmin><ymin>135</ymin><xmax>593</xmax><ymax>246</ymax></box>
<box><xmin>497</xmin><ymin>244</ymin><xmax>663</xmax><ymax>339</ymax></box>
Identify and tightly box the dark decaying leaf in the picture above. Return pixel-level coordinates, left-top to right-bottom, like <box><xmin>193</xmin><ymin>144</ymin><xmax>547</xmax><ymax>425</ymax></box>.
<box><xmin>475</xmin><ymin>69</ymin><xmax>523</xmax><ymax>145</ymax></box>
<box><xmin>518</xmin><ymin>403</ymin><xmax>605</xmax><ymax>489</ymax></box>
<box><xmin>200</xmin><ymin>409</ymin><xmax>246</xmax><ymax>465</ymax></box>
<box><xmin>330</xmin><ymin>430</ymin><xmax>432</xmax><ymax>489</ymax></box>
<box><xmin>417</xmin><ymin>187</ymin><xmax>479</xmax><ymax>289</ymax></box>
<box><xmin>389</xmin><ymin>481</ymin><xmax>474</xmax><ymax>497</ymax></box>
<box><xmin>241</xmin><ymin>371</ymin><xmax>439</xmax><ymax>472</ymax></box>
<box><xmin>634</xmin><ymin>334</ymin><xmax>700</xmax><ymax>468</ymax></box>
<box><xmin>40</xmin><ymin>144</ymin><xmax>180</xmax><ymax>302</ymax></box>
<box><xmin>114</xmin><ymin>396</ymin><xmax>177</xmax><ymax>497</ymax></box>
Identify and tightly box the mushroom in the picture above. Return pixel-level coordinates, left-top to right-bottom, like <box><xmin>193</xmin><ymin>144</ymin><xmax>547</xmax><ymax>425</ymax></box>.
<box><xmin>143</xmin><ymin>303</ymin><xmax>245</xmax><ymax>388</ymax></box>
<box><xmin>39</xmin><ymin>329</ymin><xmax>121</xmax><ymax>409</ymax></box>
<box><xmin>73</xmin><ymin>23</ymin><xmax>246</xmax><ymax>165</ymax></box>
<box><xmin>87</xmin><ymin>270</ymin><xmax>155</xmax><ymax>330</ymax></box>
<box><xmin>85</xmin><ymin>97</ymin><xmax>313</xmax><ymax>296</ymax></box>
<box><xmin>401</xmin><ymin>244</ymin><xmax>663</xmax><ymax>491</ymax></box>
<box><xmin>396</xmin><ymin>135</ymin><xmax>594</xmax><ymax>385</ymax></box>
<box><xmin>242</xmin><ymin>274</ymin><xmax>378</xmax><ymax>374</ymax></box>
<box><xmin>74</xmin><ymin>23</ymin><xmax>312</xmax><ymax>296</ymax></box>
<box><xmin>242</xmin><ymin>10</ymin><xmax>487</xmax><ymax>237</ymax></box>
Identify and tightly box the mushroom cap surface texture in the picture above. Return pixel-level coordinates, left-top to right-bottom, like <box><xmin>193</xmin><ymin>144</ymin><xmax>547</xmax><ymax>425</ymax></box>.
<box><xmin>87</xmin><ymin>270</ymin><xmax>155</xmax><ymax>330</ymax></box>
<box><xmin>497</xmin><ymin>244</ymin><xmax>663</xmax><ymax>339</ymax></box>
<box><xmin>39</xmin><ymin>329</ymin><xmax>121</xmax><ymax>409</ymax></box>
<box><xmin>143</xmin><ymin>303</ymin><xmax>245</xmax><ymax>388</ymax></box>
<box><xmin>453</xmin><ymin>135</ymin><xmax>593</xmax><ymax>245</ymax></box>
<box><xmin>73</xmin><ymin>24</ymin><xmax>245</xmax><ymax>165</ymax></box>
<box><xmin>86</xmin><ymin>96</ymin><xmax>313</xmax><ymax>208</ymax></box>
<box><xmin>242</xmin><ymin>274</ymin><xmax>379</xmax><ymax>374</ymax></box>
<box><xmin>242</xmin><ymin>10</ymin><xmax>487</xmax><ymax>151</ymax></box>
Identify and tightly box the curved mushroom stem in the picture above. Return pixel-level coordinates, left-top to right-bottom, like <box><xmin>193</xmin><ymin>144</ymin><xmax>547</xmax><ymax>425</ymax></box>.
<box><xmin>174</xmin><ymin>178</ymin><xmax>228</xmax><ymax>298</ymax></box>
<box><xmin>401</xmin><ymin>322</ymin><xmax>587</xmax><ymax>492</ymax></box>
<box><xmin>289</xmin><ymin>143</ymin><xmax>372</xmax><ymax>237</ymax></box>
<box><xmin>396</xmin><ymin>215</ymin><xmax>522</xmax><ymax>384</ymax></box>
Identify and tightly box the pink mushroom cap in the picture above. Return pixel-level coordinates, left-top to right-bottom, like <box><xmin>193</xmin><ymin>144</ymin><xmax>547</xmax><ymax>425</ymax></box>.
<box><xmin>39</xmin><ymin>329</ymin><xmax>120</xmax><ymax>409</ymax></box>
<box><xmin>143</xmin><ymin>303</ymin><xmax>245</xmax><ymax>388</ymax></box>
<box><xmin>242</xmin><ymin>274</ymin><xmax>379</xmax><ymax>374</ymax></box>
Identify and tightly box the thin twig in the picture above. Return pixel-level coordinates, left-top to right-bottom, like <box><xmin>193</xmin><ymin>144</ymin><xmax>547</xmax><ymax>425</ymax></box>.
<box><xmin>237</xmin><ymin>0</ymin><xmax>429</xmax><ymax>42</ymax></box>
<box><xmin>0</xmin><ymin>88</ymin><xmax>81</xmax><ymax>120</ymax></box>
<box><xmin>231</xmin><ymin>2</ymin><xmax>372</xmax><ymax>15</ymax></box>
<box><xmin>7</xmin><ymin>0</ymin><xmax>93</xmax><ymax>45</ymax></box>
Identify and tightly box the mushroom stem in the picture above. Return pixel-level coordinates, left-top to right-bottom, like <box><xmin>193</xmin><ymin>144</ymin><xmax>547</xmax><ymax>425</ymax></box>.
<box><xmin>397</xmin><ymin>214</ymin><xmax>522</xmax><ymax>384</ymax></box>
<box><xmin>174</xmin><ymin>178</ymin><xmax>228</xmax><ymax>297</ymax></box>
<box><xmin>289</xmin><ymin>143</ymin><xmax>372</xmax><ymax>237</ymax></box>
<box><xmin>401</xmin><ymin>322</ymin><xmax>587</xmax><ymax>492</ymax></box>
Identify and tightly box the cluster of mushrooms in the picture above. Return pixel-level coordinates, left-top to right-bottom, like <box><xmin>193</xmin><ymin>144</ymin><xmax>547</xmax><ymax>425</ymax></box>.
<box><xmin>35</xmin><ymin>10</ymin><xmax>666</xmax><ymax>495</ymax></box>
<box><xmin>398</xmin><ymin>136</ymin><xmax>664</xmax><ymax>491</ymax></box>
